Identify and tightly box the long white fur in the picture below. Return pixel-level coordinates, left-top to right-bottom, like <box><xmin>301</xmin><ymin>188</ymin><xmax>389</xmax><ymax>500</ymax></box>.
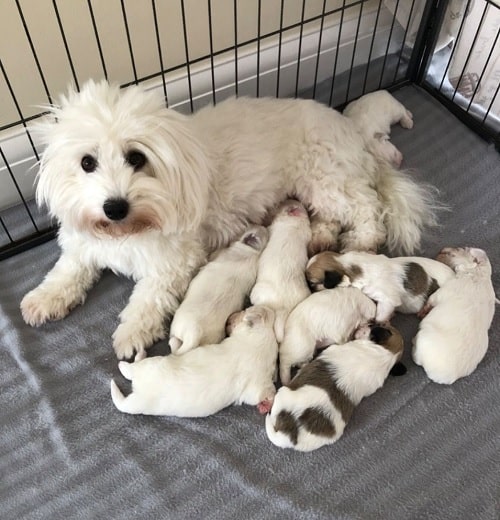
<box><xmin>169</xmin><ymin>225</ymin><xmax>268</xmax><ymax>355</ymax></box>
<box><xmin>250</xmin><ymin>200</ymin><xmax>311</xmax><ymax>342</ymax></box>
<box><xmin>267</xmin><ymin>333</ymin><xmax>401</xmax><ymax>452</ymax></box>
<box><xmin>308</xmin><ymin>252</ymin><xmax>455</xmax><ymax>322</ymax></box>
<box><xmin>279</xmin><ymin>287</ymin><xmax>376</xmax><ymax>385</ymax></box>
<box><xmin>412</xmin><ymin>247</ymin><xmax>497</xmax><ymax>384</ymax></box>
<box><xmin>343</xmin><ymin>90</ymin><xmax>414</xmax><ymax>167</ymax></box>
<box><xmin>110</xmin><ymin>306</ymin><xmax>278</xmax><ymax>416</ymax></box>
<box><xmin>20</xmin><ymin>80</ymin><xmax>438</xmax><ymax>359</ymax></box>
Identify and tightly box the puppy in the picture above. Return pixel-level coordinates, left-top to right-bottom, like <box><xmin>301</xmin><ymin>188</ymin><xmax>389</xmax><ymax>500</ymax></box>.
<box><xmin>169</xmin><ymin>226</ymin><xmax>268</xmax><ymax>355</ymax></box>
<box><xmin>266</xmin><ymin>323</ymin><xmax>404</xmax><ymax>451</ymax></box>
<box><xmin>279</xmin><ymin>287</ymin><xmax>376</xmax><ymax>385</ymax></box>
<box><xmin>306</xmin><ymin>251</ymin><xmax>455</xmax><ymax>322</ymax></box>
<box><xmin>413</xmin><ymin>247</ymin><xmax>497</xmax><ymax>384</ymax></box>
<box><xmin>21</xmin><ymin>80</ymin><xmax>438</xmax><ymax>359</ymax></box>
<box><xmin>343</xmin><ymin>90</ymin><xmax>413</xmax><ymax>167</ymax></box>
<box><xmin>250</xmin><ymin>200</ymin><xmax>311</xmax><ymax>342</ymax></box>
<box><xmin>111</xmin><ymin>306</ymin><xmax>277</xmax><ymax>416</ymax></box>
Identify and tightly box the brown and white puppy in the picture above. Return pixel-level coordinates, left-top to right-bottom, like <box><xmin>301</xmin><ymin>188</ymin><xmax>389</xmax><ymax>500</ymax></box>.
<box><xmin>111</xmin><ymin>306</ymin><xmax>278</xmax><ymax>417</ymax></box>
<box><xmin>343</xmin><ymin>90</ymin><xmax>413</xmax><ymax>167</ymax></box>
<box><xmin>306</xmin><ymin>251</ymin><xmax>455</xmax><ymax>322</ymax></box>
<box><xmin>278</xmin><ymin>287</ymin><xmax>376</xmax><ymax>385</ymax></box>
<box><xmin>413</xmin><ymin>247</ymin><xmax>498</xmax><ymax>384</ymax></box>
<box><xmin>266</xmin><ymin>323</ymin><xmax>404</xmax><ymax>451</ymax></box>
<box><xmin>169</xmin><ymin>226</ymin><xmax>268</xmax><ymax>355</ymax></box>
<box><xmin>250</xmin><ymin>200</ymin><xmax>311</xmax><ymax>342</ymax></box>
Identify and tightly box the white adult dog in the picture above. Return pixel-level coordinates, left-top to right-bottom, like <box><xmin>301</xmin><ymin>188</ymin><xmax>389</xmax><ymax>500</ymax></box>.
<box><xmin>250</xmin><ymin>199</ymin><xmax>311</xmax><ymax>342</ymax></box>
<box><xmin>21</xmin><ymin>80</ymin><xmax>438</xmax><ymax>359</ymax></box>
<box><xmin>110</xmin><ymin>305</ymin><xmax>278</xmax><ymax>417</ymax></box>
<box><xmin>413</xmin><ymin>247</ymin><xmax>497</xmax><ymax>384</ymax></box>
<box><xmin>343</xmin><ymin>90</ymin><xmax>414</xmax><ymax>167</ymax></box>
<box><xmin>169</xmin><ymin>225</ymin><xmax>268</xmax><ymax>356</ymax></box>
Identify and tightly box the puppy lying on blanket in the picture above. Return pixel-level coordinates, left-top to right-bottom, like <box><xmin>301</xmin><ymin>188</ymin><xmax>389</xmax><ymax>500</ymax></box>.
<box><xmin>111</xmin><ymin>306</ymin><xmax>277</xmax><ymax>417</ymax></box>
<box><xmin>250</xmin><ymin>200</ymin><xmax>311</xmax><ymax>342</ymax></box>
<box><xmin>413</xmin><ymin>247</ymin><xmax>498</xmax><ymax>384</ymax></box>
<box><xmin>306</xmin><ymin>251</ymin><xmax>454</xmax><ymax>322</ymax></box>
<box><xmin>343</xmin><ymin>90</ymin><xmax>414</xmax><ymax>167</ymax></box>
<box><xmin>279</xmin><ymin>287</ymin><xmax>376</xmax><ymax>385</ymax></box>
<box><xmin>169</xmin><ymin>225</ymin><xmax>268</xmax><ymax>355</ymax></box>
<box><xmin>266</xmin><ymin>323</ymin><xmax>404</xmax><ymax>452</ymax></box>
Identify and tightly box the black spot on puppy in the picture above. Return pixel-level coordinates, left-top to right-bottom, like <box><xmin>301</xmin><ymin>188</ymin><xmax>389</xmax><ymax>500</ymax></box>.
<box><xmin>324</xmin><ymin>270</ymin><xmax>344</xmax><ymax>289</ymax></box>
<box><xmin>390</xmin><ymin>362</ymin><xmax>407</xmax><ymax>376</ymax></box>
<box><xmin>274</xmin><ymin>410</ymin><xmax>298</xmax><ymax>445</ymax></box>
<box><xmin>370</xmin><ymin>326</ymin><xmax>392</xmax><ymax>345</ymax></box>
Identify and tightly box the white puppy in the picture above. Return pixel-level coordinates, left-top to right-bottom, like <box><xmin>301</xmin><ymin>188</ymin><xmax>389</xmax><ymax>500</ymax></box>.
<box><xmin>343</xmin><ymin>90</ymin><xmax>414</xmax><ymax>167</ymax></box>
<box><xmin>413</xmin><ymin>247</ymin><xmax>497</xmax><ymax>384</ymax></box>
<box><xmin>250</xmin><ymin>200</ymin><xmax>311</xmax><ymax>342</ymax></box>
<box><xmin>306</xmin><ymin>251</ymin><xmax>455</xmax><ymax>322</ymax></box>
<box><xmin>169</xmin><ymin>225</ymin><xmax>268</xmax><ymax>355</ymax></box>
<box><xmin>266</xmin><ymin>323</ymin><xmax>404</xmax><ymax>451</ymax></box>
<box><xmin>279</xmin><ymin>287</ymin><xmax>376</xmax><ymax>385</ymax></box>
<box><xmin>21</xmin><ymin>80</ymin><xmax>438</xmax><ymax>359</ymax></box>
<box><xmin>111</xmin><ymin>306</ymin><xmax>277</xmax><ymax>416</ymax></box>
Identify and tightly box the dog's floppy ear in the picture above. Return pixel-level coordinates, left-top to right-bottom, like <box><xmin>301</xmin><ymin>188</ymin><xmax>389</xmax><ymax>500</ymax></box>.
<box><xmin>324</xmin><ymin>270</ymin><xmax>343</xmax><ymax>289</ymax></box>
<box><xmin>370</xmin><ymin>326</ymin><xmax>392</xmax><ymax>345</ymax></box>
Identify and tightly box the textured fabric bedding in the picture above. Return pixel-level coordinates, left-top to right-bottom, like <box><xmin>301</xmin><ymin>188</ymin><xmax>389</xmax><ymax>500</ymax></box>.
<box><xmin>1</xmin><ymin>85</ymin><xmax>499</xmax><ymax>520</ymax></box>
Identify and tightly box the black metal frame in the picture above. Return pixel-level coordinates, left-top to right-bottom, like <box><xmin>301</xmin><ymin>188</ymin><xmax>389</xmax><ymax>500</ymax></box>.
<box><xmin>1</xmin><ymin>0</ymin><xmax>498</xmax><ymax>261</ymax></box>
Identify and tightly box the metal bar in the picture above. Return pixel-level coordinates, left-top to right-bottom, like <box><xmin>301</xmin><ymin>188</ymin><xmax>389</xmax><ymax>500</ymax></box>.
<box><xmin>378</xmin><ymin>0</ymin><xmax>401</xmax><ymax>89</ymax></box>
<box><xmin>345</xmin><ymin>0</ymin><xmax>364</xmax><ymax>102</ymax></box>
<box><xmin>391</xmin><ymin>0</ymin><xmax>417</xmax><ymax>85</ymax></box>
<box><xmin>329</xmin><ymin>0</ymin><xmax>347</xmax><ymax>107</ymax></box>
<box><xmin>180</xmin><ymin>0</ymin><xmax>194</xmax><ymax>112</ymax></box>
<box><xmin>52</xmin><ymin>0</ymin><xmax>79</xmax><ymax>91</ymax></box>
<box><xmin>276</xmin><ymin>0</ymin><xmax>285</xmax><ymax>98</ymax></box>
<box><xmin>0</xmin><ymin>228</ymin><xmax>57</xmax><ymax>262</ymax></box>
<box><xmin>312</xmin><ymin>0</ymin><xmax>328</xmax><ymax>100</ymax></box>
<box><xmin>151</xmin><ymin>0</ymin><xmax>168</xmax><ymax>105</ymax></box>
<box><xmin>87</xmin><ymin>0</ymin><xmax>108</xmax><ymax>81</ymax></box>
<box><xmin>294</xmin><ymin>0</ymin><xmax>307</xmax><ymax>98</ymax></box>
<box><xmin>234</xmin><ymin>0</ymin><xmax>239</xmax><ymax>96</ymax></box>
<box><xmin>207</xmin><ymin>0</ymin><xmax>217</xmax><ymax>104</ymax></box>
<box><xmin>362</xmin><ymin>0</ymin><xmax>383</xmax><ymax>94</ymax></box>
<box><xmin>120</xmin><ymin>0</ymin><xmax>138</xmax><ymax>84</ymax></box>
<box><xmin>0</xmin><ymin>216</ymin><xmax>13</xmax><ymax>243</ymax></box>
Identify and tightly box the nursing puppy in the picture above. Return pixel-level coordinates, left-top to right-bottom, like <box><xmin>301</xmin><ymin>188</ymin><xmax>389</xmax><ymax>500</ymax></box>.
<box><xmin>21</xmin><ymin>80</ymin><xmax>439</xmax><ymax>360</ymax></box>
<box><xmin>413</xmin><ymin>247</ymin><xmax>497</xmax><ymax>384</ymax></box>
<box><xmin>111</xmin><ymin>306</ymin><xmax>277</xmax><ymax>416</ymax></box>
<box><xmin>266</xmin><ymin>323</ymin><xmax>404</xmax><ymax>451</ymax></box>
<box><xmin>169</xmin><ymin>225</ymin><xmax>268</xmax><ymax>355</ymax></box>
<box><xmin>306</xmin><ymin>251</ymin><xmax>455</xmax><ymax>322</ymax></box>
<box><xmin>250</xmin><ymin>200</ymin><xmax>311</xmax><ymax>342</ymax></box>
<box><xmin>279</xmin><ymin>287</ymin><xmax>376</xmax><ymax>385</ymax></box>
<box><xmin>343</xmin><ymin>90</ymin><xmax>413</xmax><ymax>167</ymax></box>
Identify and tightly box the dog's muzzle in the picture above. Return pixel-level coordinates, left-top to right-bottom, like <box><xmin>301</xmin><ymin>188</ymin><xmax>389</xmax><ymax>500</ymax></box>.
<box><xmin>103</xmin><ymin>198</ymin><xmax>129</xmax><ymax>221</ymax></box>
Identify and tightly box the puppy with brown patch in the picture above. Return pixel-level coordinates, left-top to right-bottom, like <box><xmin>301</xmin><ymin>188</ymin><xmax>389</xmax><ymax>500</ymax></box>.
<box><xmin>250</xmin><ymin>200</ymin><xmax>311</xmax><ymax>342</ymax></box>
<box><xmin>111</xmin><ymin>306</ymin><xmax>278</xmax><ymax>417</ymax></box>
<box><xmin>306</xmin><ymin>251</ymin><xmax>454</xmax><ymax>322</ymax></box>
<box><xmin>278</xmin><ymin>287</ymin><xmax>376</xmax><ymax>385</ymax></box>
<box><xmin>413</xmin><ymin>247</ymin><xmax>498</xmax><ymax>384</ymax></box>
<box><xmin>169</xmin><ymin>226</ymin><xmax>268</xmax><ymax>355</ymax></box>
<box><xmin>266</xmin><ymin>323</ymin><xmax>404</xmax><ymax>451</ymax></box>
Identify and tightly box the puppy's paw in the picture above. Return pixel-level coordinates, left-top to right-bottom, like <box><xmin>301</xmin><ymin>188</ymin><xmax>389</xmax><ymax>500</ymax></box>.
<box><xmin>20</xmin><ymin>289</ymin><xmax>73</xmax><ymax>326</ymax></box>
<box><xmin>401</xmin><ymin>109</ymin><xmax>414</xmax><ymax>129</ymax></box>
<box><xmin>257</xmin><ymin>398</ymin><xmax>274</xmax><ymax>415</ymax></box>
<box><xmin>112</xmin><ymin>321</ymin><xmax>164</xmax><ymax>360</ymax></box>
<box><xmin>391</xmin><ymin>149</ymin><xmax>403</xmax><ymax>168</ymax></box>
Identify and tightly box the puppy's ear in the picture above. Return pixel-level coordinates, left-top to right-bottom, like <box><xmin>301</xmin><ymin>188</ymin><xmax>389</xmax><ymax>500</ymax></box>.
<box><xmin>370</xmin><ymin>326</ymin><xmax>392</xmax><ymax>345</ymax></box>
<box><xmin>468</xmin><ymin>247</ymin><xmax>488</xmax><ymax>265</ymax></box>
<box><xmin>324</xmin><ymin>270</ymin><xmax>343</xmax><ymax>289</ymax></box>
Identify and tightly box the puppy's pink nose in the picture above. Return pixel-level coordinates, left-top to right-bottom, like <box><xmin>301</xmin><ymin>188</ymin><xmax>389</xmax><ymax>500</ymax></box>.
<box><xmin>103</xmin><ymin>198</ymin><xmax>129</xmax><ymax>221</ymax></box>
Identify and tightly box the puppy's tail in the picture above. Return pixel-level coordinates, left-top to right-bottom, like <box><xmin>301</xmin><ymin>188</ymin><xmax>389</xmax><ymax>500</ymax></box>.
<box><xmin>376</xmin><ymin>162</ymin><xmax>444</xmax><ymax>254</ymax></box>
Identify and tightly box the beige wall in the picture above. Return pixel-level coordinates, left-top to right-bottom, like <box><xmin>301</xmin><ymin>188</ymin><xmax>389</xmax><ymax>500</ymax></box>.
<box><xmin>1</xmin><ymin>0</ymin><xmax>346</xmax><ymax>127</ymax></box>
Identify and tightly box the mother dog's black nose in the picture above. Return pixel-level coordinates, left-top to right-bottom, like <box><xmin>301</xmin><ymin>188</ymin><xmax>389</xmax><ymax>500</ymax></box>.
<box><xmin>103</xmin><ymin>198</ymin><xmax>129</xmax><ymax>221</ymax></box>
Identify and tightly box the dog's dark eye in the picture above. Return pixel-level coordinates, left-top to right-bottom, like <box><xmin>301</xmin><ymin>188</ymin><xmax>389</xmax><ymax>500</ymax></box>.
<box><xmin>81</xmin><ymin>155</ymin><xmax>97</xmax><ymax>173</ymax></box>
<box><xmin>125</xmin><ymin>150</ymin><xmax>146</xmax><ymax>171</ymax></box>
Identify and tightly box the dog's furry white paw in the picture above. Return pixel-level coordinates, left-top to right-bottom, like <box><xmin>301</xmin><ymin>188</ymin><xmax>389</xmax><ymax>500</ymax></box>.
<box><xmin>20</xmin><ymin>289</ymin><xmax>73</xmax><ymax>326</ymax></box>
<box><xmin>401</xmin><ymin>109</ymin><xmax>414</xmax><ymax>129</ymax></box>
<box><xmin>112</xmin><ymin>320</ymin><xmax>164</xmax><ymax>360</ymax></box>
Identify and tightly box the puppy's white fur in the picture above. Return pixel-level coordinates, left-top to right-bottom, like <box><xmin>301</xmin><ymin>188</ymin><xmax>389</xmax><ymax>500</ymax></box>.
<box><xmin>306</xmin><ymin>251</ymin><xmax>455</xmax><ymax>322</ymax></box>
<box><xmin>413</xmin><ymin>247</ymin><xmax>497</xmax><ymax>384</ymax></box>
<box><xmin>250</xmin><ymin>200</ymin><xmax>311</xmax><ymax>342</ymax></box>
<box><xmin>111</xmin><ymin>306</ymin><xmax>277</xmax><ymax>416</ymax></box>
<box><xmin>169</xmin><ymin>226</ymin><xmax>268</xmax><ymax>355</ymax></box>
<box><xmin>21</xmin><ymin>81</ymin><xmax>438</xmax><ymax>358</ymax></box>
<box><xmin>279</xmin><ymin>287</ymin><xmax>376</xmax><ymax>385</ymax></box>
<box><xmin>343</xmin><ymin>90</ymin><xmax>413</xmax><ymax>167</ymax></box>
<box><xmin>267</xmin><ymin>323</ymin><xmax>404</xmax><ymax>451</ymax></box>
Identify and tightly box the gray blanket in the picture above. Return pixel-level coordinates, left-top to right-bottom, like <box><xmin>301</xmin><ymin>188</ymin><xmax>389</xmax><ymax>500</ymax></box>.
<box><xmin>1</xmin><ymin>85</ymin><xmax>499</xmax><ymax>520</ymax></box>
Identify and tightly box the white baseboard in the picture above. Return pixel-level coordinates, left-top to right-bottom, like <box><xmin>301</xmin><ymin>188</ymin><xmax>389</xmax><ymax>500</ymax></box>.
<box><xmin>0</xmin><ymin>3</ymin><xmax>397</xmax><ymax>210</ymax></box>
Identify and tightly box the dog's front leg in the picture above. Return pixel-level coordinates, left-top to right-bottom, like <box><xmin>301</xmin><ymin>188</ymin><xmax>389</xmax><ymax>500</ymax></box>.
<box><xmin>112</xmin><ymin>276</ymin><xmax>182</xmax><ymax>360</ymax></box>
<box><xmin>21</xmin><ymin>254</ymin><xmax>100</xmax><ymax>326</ymax></box>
